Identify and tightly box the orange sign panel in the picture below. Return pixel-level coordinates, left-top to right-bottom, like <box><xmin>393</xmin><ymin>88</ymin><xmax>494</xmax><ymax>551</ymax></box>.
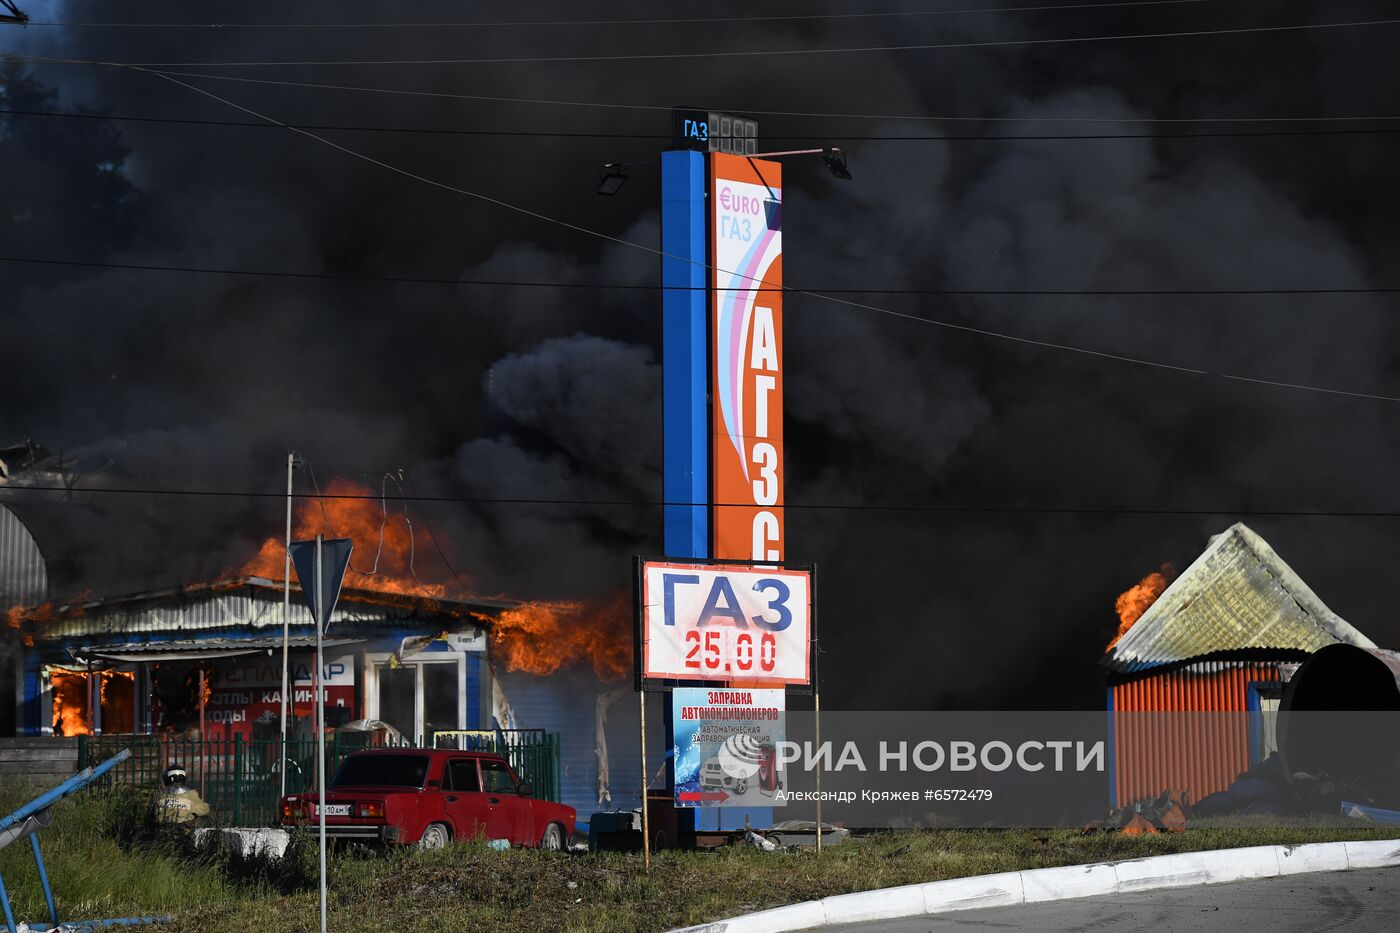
<box><xmin>710</xmin><ymin>154</ymin><xmax>783</xmax><ymax>561</ymax></box>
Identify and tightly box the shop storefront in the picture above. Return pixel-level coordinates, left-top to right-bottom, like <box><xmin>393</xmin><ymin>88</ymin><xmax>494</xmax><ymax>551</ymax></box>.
<box><xmin>18</xmin><ymin>578</ymin><xmax>505</xmax><ymax>742</ymax></box>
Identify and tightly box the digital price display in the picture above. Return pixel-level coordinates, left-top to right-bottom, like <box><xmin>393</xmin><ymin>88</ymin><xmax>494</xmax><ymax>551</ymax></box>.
<box><xmin>671</xmin><ymin>108</ymin><xmax>760</xmax><ymax>155</ymax></box>
<box><xmin>637</xmin><ymin>559</ymin><xmax>811</xmax><ymax>687</ymax></box>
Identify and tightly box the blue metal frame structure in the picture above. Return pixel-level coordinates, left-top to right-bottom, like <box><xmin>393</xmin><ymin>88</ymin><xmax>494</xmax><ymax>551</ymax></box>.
<box><xmin>0</xmin><ymin>749</ymin><xmax>169</xmax><ymax>932</ymax></box>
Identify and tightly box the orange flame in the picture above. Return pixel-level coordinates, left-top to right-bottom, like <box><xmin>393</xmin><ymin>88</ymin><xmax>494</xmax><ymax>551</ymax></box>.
<box><xmin>100</xmin><ymin>670</ymin><xmax>136</xmax><ymax>734</ymax></box>
<box><xmin>237</xmin><ymin>478</ymin><xmax>464</xmax><ymax>600</ymax></box>
<box><xmin>8</xmin><ymin>593</ymin><xmax>92</xmax><ymax>631</ymax></box>
<box><xmin>1106</xmin><ymin>563</ymin><xmax>1176</xmax><ymax>651</ymax></box>
<box><xmin>8</xmin><ymin>600</ymin><xmax>58</xmax><ymax>629</ymax></box>
<box><xmin>51</xmin><ymin>671</ymin><xmax>92</xmax><ymax>736</ymax></box>
<box><xmin>490</xmin><ymin>591</ymin><xmax>632</xmax><ymax>683</ymax></box>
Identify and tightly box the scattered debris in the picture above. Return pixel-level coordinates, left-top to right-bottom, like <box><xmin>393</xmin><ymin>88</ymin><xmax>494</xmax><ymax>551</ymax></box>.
<box><xmin>1189</xmin><ymin>753</ymin><xmax>1381</xmax><ymax>818</ymax></box>
<box><xmin>1082</xmin><ymin>788</ymin><xmax>1190</xmax><ymax>834</ymax></box>
<box><xmin>745</xmin><ymin>829</ymin><xmax>779</xmax><ymax>852</ymax></box>
<box><xmin>1341</xmin><ymin>800</ymin><xmax>1400</xmax><ymax>825</ymax></box>
<box><xmin>766</xmin><ymin>819</ymin><xmax>850</xmax><ymax>848</ymax></box>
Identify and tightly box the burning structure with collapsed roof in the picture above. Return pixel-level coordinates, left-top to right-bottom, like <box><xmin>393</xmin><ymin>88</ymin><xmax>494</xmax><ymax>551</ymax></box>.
<box><xmin>1</xmin><ymin>449</ymin><xmax>654</xmax><ymax>820</ymax></box>
<box><xmin>1101</xmin><ymin>522</ymin><xmax>1378</xmax><ymax>808</ymax></box>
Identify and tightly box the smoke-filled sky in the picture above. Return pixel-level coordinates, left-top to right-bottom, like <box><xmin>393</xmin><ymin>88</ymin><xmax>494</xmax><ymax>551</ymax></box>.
<box><xmin>4</xmin><ymin>0</ymin><xmax>1400</xmax><ymax>709</ymax></box>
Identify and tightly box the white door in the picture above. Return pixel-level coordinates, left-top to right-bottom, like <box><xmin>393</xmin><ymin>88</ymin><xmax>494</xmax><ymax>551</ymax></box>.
<box><xmin>366</xmin><ymin>655</ymin><xmax>465</xmax><ymax>745</ymax></box>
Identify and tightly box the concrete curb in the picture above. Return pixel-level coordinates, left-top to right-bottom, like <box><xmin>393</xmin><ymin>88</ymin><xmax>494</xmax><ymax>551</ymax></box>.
<box><xmin>667</xmin><ymin>839</ymin><xmax>1400</xmax><ymax>933</ymax></box>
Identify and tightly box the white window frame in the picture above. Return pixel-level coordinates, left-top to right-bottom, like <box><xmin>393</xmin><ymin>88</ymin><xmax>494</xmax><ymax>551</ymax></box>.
<box><xmin>362</xmin><ymin>652</ymin><xmax>466</xmax><ymax>746</ymax></box>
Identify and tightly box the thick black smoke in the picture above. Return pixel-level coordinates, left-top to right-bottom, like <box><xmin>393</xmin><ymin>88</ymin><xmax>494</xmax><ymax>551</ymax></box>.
<box><xmin>4</xmin><ymin>1</ymin><xmax>1400</xmax><ymax>708</ymax></box>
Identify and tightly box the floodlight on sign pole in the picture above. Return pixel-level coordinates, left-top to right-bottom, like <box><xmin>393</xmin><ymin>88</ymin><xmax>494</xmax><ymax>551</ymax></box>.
<box><xmin>821</xmin><ymin>148</ymin><xmax>853</xmax><ymax>181</ymax></box>
<box><xmin>740</xmin><ymin>147</ymin><xmax>855</xmax><ymax>181</ymax></box>
<box><xmin>594</xmin><ymin>163</ymin><xmax>629</xmax><ymax>196</ymax></box>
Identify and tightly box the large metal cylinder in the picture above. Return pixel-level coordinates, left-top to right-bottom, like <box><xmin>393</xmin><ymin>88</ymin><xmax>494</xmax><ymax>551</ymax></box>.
<box><xmin>1279</xmin><ymin>644</ymin><xmax>1400</xmax><ymax>784</ymax></box>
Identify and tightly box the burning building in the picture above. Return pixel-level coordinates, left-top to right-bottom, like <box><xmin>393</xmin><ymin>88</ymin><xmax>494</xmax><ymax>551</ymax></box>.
<box><xmin>2</xmin><ymin>452</ymin><xmax>653</xmax><ymax>822</ymax></box>
<box><xmin>1101</xmin><ymin>522</ymin><xmax>1377</xmax><ymax>807</ymax></box>
<box><xmin>12</xmin><ymin>576</ymin><xmax>509</xmax><ymax>742</ymax></box>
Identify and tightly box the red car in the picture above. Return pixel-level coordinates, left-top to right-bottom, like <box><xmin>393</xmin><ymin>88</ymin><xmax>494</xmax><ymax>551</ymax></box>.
<box><xmin>279</xmin><ymin>748</ymin><xmax>575</xmax><ymax>850</ymax></box>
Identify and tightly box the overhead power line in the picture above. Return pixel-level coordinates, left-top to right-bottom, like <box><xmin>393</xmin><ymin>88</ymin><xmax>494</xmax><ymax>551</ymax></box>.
<box><xmin>74</xmin><ymin>69</ymin><xmax>1400</xmax><ymax>127</ymax></box>
<box><xmin>22</xmin><ymin>16</ymin><xmax>1400</xmax><ymax>67</ymax></box>
<box><xmin>10</xmin><ymin>105</ymin><xmax>1400</xmax><ymax>141</ymax></box>
<box><xmin>6</xmin><ymin>481</ymin><xmax>1400</xmax><ymax>519</ymax></box>
<box><xmin>3</xmin><ymin>255</ymin><xmax>1396</xmax><ymax>297</ymax></box>
<box><xmin>23</xmin><ymin>0</ymin><xmax>1211</xmax><ymax>29</ymax></box>
<box><xmin>75</xmin><ymin>66</ymin><xmax>1400</xmax><ymax>407</ymax></box>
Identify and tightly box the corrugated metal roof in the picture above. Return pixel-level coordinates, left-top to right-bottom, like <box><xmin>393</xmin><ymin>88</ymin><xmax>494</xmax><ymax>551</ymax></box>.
<box><xmin>1101</xmin><ymin>523</ymin><xmax>1375</xmax><ymax>674</ymax></box>
<box><xmin>70</xmin><ymin>636</ymin><xmax>366</xmax><ymax>664</ymax></box>
<box><xmin>22</xmin><ymin>576</ymin><xmax>514</xmax><ymax>640</ymax></box>
<box><xmin>0</xmin><ymin>503</ymin><xmax>48</xmax><ymax>608</ymax></box>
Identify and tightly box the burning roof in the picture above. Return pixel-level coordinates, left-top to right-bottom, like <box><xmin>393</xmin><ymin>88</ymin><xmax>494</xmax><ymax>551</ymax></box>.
<box><xmin>1101</xmin><ymin>523</ymin><xmax>1376</xmax><ymax>674</ymax></box>
<box><xmin>6</xmin><ymin>475</ymin><xmax>633</xmax><ymax>680</ymax></box>
<box><xmin>15</xmin><ymin>575</ymin><xmax>515</xmax><ymax>641</ymax></box>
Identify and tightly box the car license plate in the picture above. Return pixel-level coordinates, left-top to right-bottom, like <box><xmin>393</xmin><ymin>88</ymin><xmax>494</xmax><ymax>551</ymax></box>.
<box><xmin>315</xmin><ymin>804</ymin><xmax>350</xmax><ymax>817</ymax></box>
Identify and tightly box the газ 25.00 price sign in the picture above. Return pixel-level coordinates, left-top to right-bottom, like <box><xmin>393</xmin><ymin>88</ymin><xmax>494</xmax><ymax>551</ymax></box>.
<box><xmin>636</xmin><ymin>559</ymin><xmax>813</xmax><ymax>688</ymax></box>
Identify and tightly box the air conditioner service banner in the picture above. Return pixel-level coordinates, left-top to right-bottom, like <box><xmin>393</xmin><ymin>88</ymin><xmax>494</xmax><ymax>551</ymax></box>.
<box><xmin>673</xmin><ymin>687</ymin><xmax>786</xmax><ymax>807</ymax></box>
<box><xmin>639</xmin><ymin>560</ymin><xmax>811</xmax><ymax>685</ymax></box>
<box><xmin>710</xmin><ymin>153</ymin><xmax>784</xmax><ymax>563</ymax></box>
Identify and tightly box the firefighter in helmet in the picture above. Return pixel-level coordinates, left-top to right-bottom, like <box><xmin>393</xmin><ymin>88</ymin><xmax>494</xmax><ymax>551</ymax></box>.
<box><xmin>154</xmin><ymin>764</ymin><xmax>211</xmax><ymax>826</ymax></box>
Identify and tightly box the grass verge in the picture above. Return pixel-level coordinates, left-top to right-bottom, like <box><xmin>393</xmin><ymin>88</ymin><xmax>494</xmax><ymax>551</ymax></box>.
<box><xmin>2</xmin><ymin>784</ymin><xmax>1397</xmax><ymax>932</ymax></box>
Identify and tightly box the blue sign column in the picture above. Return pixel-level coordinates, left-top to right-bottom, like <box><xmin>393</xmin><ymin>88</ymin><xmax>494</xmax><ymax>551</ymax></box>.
<box><xmin>661</xmin><ymin>149</ymin><xmax>709</xmax><ymax>560</ymax></box>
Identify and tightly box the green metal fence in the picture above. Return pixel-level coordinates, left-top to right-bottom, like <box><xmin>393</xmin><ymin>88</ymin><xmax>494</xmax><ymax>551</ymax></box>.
<box><xmin>431</xmin><ymin>729</ymin><xmax>561</xmax><ymax>805</ymax></box>
<box><xmin>76</xmin><ymin>729</ymin><xmax>561</xmax><ymax>828</ymax></box>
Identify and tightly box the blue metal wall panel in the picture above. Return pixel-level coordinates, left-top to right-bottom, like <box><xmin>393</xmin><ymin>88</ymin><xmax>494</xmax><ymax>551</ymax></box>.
<box><xmin>499</xmin><ymin>669</ymin><xmax>665</xmax><ymax>827</ymax></box>
<box><xmin>661</xmin><ymin>149</ymin><xmax>710</xmax><ymax>560</ymax></box>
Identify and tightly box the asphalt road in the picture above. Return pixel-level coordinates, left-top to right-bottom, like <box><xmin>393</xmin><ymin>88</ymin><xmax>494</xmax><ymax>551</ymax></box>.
<box><xmin>823</xmin><ymin>867</ymin><xmax>1400</xmax><ymax>932</ymax></box>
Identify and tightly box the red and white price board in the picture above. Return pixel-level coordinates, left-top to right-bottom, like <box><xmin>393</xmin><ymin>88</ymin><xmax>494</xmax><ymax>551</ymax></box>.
<box><xmin>638</xmin><ymin>560</ymin><xmax>812</xmax><ymax>686</ymax></box>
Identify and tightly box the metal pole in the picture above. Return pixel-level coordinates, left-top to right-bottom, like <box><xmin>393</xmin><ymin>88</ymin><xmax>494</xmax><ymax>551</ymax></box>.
<box><xmin>814</xmin><ymin>687</ymin><xmax>822</xmax><ymax>858</ymax></box>
<box><xmin>279</xmin><ymin>452</ymin><xmax>294</xmax><ymax>798</ymax></box>
<box><xmin>198</xmin><ymin>668</ymin><xmax>207</xmax><ymax>799</ymax></box>
<box><xmin>639</xmin><ymin>688</ymin><xmax>650</xmax><ymax>872</ymax></box>
<box><xmin>315</xmin><ymin>534</ymin><xmax>328</xmax><ymax>933</ymax></box>
<box><xmin>30</xmin><ymin>835</ymin><xmax>58</xmax><ymax>928</ymax></box>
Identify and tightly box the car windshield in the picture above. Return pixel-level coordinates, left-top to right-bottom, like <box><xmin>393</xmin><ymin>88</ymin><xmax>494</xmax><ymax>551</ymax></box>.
<box><xmin>331</xmin><ymin>755</ymin><xmax>430</xmax><ymax>788</ymax></box>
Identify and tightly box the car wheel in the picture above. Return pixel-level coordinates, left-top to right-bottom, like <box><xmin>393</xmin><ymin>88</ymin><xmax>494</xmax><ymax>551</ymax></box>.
<box><xmin>417</xmin><ymin>823</ymin><xmax>449</xmax><ymax>851</ymax></box>
<box><xmin>734</xmin><ymin>779</ymin><xmax>748</xmax><ymax>795</ymax></box>
<box><xmin>541</xmin><ymin>823</ymin><xmax>564</xmax><ymax>851</ymax></box>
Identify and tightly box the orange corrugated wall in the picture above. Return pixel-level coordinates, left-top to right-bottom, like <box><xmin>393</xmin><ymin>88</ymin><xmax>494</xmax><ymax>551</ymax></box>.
<box><xmin>1110</xmin><ymin>662</ymin><xmax>1279</xmax><ymax>807</ymax></box>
